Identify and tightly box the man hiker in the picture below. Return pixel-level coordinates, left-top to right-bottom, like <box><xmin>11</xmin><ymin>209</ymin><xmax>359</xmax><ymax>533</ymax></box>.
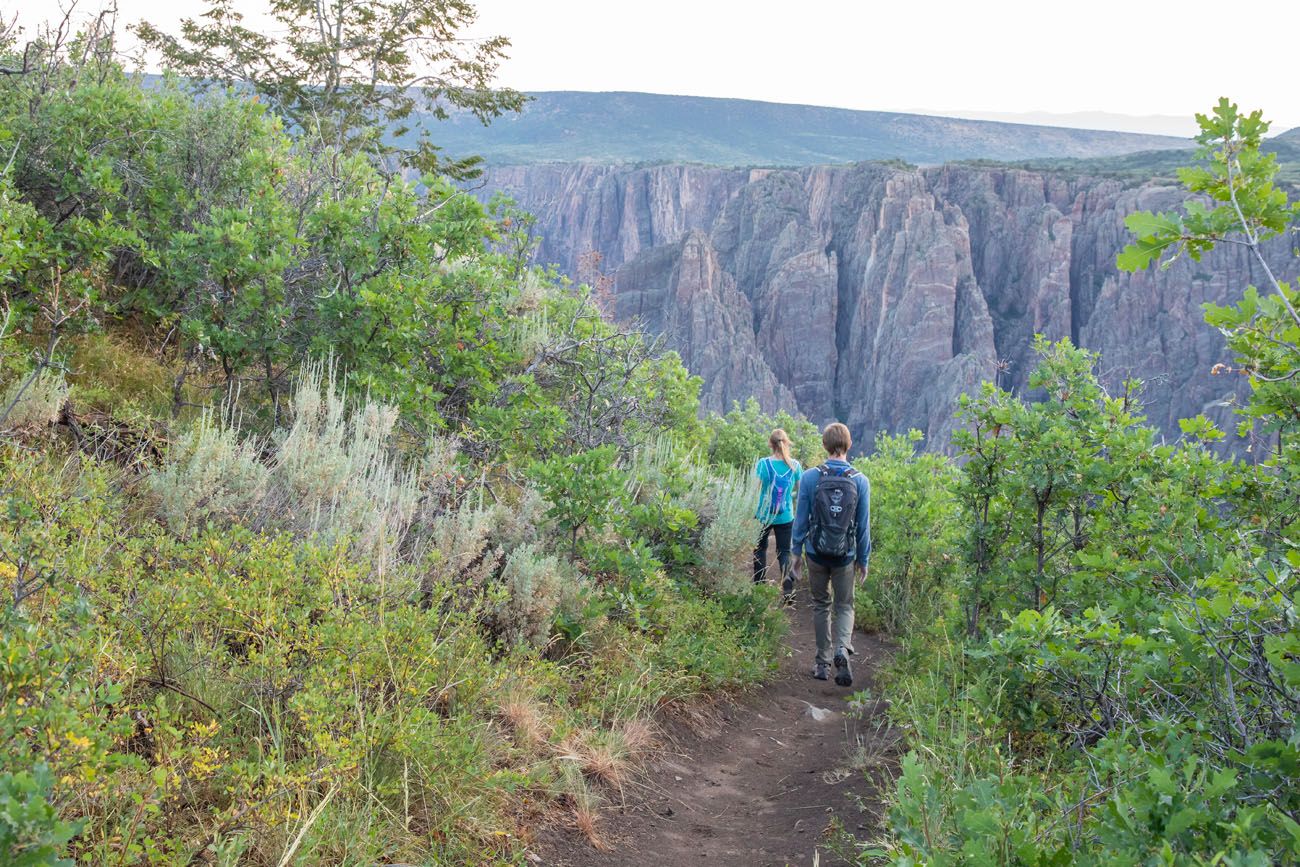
<box><xmin>792</xmin><ymin>422</ymin><xmax>870</xmax><ymax>687</ymax></box>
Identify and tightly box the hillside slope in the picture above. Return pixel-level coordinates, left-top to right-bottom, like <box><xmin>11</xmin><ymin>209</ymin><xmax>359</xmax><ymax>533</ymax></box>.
<box><xmin>1007</xmin><ymin>131</ymin><xmax>1300</xmax><ymax>182</ymax></box>
<box><xmin>427</xmin><ymin>91</ymin><xmax>1188</xmax><ymax>166</ymax></box>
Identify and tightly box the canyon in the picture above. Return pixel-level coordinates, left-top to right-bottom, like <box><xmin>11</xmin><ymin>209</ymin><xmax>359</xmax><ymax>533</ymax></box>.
<box><xmin>481</xmin><ymin>161</ymin><xmax>1297</xmax><ymax>450</ymax></box>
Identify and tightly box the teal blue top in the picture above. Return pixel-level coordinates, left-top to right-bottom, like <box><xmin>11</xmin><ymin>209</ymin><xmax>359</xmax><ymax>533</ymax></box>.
<box><xmin>754</xmin><ymin>457</ymin><xmax>803</xmax><ymax>525</ymax></box>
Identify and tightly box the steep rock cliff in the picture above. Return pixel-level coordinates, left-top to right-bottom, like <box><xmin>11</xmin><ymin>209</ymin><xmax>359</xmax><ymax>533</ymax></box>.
<box><xmin>483</xmin><ymin>163</ymin><xmax>1296</xmax><ymax>449</ymax></box>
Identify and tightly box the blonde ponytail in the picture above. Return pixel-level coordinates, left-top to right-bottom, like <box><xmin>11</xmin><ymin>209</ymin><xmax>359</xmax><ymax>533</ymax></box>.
<box><xmin>769</xmin><ymin>429</ymin><xmax>796</xmax><ymax>472</ymax></box>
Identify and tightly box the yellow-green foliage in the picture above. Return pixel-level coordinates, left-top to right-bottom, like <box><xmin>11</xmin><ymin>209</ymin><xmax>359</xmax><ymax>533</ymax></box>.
<box><xmin>67</xmin><ymin>333</ymin><xmax>172</xmax><ymax>415</ymax></box>
<box><xmin>0</xmin><ymin>37</ymin><xmax>789</xmax><ymax>866</ymax></box>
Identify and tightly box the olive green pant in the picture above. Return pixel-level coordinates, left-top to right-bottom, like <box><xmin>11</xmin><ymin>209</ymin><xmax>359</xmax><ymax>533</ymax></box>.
<box><xmin>806</xmin><ymin>557</ymin><xmax>855</xmax><ymax>665</ymax></box>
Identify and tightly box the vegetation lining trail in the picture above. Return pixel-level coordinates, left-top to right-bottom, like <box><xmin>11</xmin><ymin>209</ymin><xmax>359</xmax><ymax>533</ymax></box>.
<box><xmin>540</xmin><ymin>606</ymin><xmax>896</xmax><ymax>867</ymax></box>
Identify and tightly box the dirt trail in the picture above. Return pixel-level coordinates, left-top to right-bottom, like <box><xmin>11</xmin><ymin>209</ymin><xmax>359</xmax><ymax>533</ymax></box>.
<box><xmin>538</xmin><ymin>600</ymin><xmax>898</xmax><ymax>867</ymax></box>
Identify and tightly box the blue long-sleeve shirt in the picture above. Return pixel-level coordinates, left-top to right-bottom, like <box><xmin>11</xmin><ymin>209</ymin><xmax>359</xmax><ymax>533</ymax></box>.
<box><xmin>792</xmin><ymin>459</ymin><xmax>871</xmax><ymax>567</ymax></box>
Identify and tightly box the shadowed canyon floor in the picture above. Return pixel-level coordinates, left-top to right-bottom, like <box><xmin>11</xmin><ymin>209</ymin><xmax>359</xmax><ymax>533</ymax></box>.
<box><xmin>537</xmin><ymin>597</ymin><xmax>898</xmax><ymax>867</ymax></box>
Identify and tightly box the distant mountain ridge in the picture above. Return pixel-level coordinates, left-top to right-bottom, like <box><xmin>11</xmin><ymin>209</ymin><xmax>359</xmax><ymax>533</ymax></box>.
<box><xmin>1005</xmin><ymin>130</ymin><xmax>1300</xmax><ymax>184</ymax></box>
<box><xmin>425</xmin><ymin>91</ymin><xmax>1188</xmax><ymax>167</ymax></box>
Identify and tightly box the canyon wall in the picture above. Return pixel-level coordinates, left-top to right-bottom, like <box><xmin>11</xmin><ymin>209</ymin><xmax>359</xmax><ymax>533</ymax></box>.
<box><xmin>483</xmin><ymin>162</ymin><xmax>1296</xmax><ymax>450</ymax></box>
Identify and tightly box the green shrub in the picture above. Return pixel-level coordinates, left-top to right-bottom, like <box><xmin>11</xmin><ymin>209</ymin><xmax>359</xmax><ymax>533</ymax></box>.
<box><xmin>0</xmin><ymin>29</ymin><xmax>795</xmax><ymax>864</ymax></box>
<box><xmin>706</xmin><ymin>397</ymin><xmax>823</xmax><ymax>470</ymax></box>
<box><xmin>0</xmin><ymin>765</ymin><xmax>80</xmax><ymax>867</ymax></box>
<box><xmin>854</xmin><ymin>430</ymin><xmax>960</xmax><ymax>633</ymax></box>
<box><xmin>529</xmin><ymin>445</ymin><xmax>629</xmax><ymax>554</ymax></box>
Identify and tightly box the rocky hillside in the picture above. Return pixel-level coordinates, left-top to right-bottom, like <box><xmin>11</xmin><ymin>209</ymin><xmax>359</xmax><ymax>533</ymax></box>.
<box><xmin>483</xmin><ymin>162</ymin><xmax>1298</xmax><ymax>450</ymax></box>
<box><xmin>429</xmin><ymin>92</ymin><xmax>1187</xmax><ymax>166</ymax></box>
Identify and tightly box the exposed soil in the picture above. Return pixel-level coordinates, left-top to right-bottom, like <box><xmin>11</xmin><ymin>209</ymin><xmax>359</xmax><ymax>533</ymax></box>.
<box><xmin>535</xmin><ymin>595</ymin><xmax>899</xmax><ymax>867</ymax></box>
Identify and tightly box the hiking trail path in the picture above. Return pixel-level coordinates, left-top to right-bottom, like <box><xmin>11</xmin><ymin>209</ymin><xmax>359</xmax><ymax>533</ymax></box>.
<box><xmin>537</xmin><ymin>600</ymin><xmax>899</xmax><ymax>867</ymax></box>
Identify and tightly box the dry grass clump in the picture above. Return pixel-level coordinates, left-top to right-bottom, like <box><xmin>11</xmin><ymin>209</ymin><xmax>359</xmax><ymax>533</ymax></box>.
<box><xmin>556</xmin><ymin>762</ymin><xmax>610</xmax><ymax>852</ymax></box>
<box><xmin>559</xmin><ymin>721</ymin><xmax>656</xmax><ymax>794</ymax></box>
<box><xmin>618</xmin><ymin>717</ymin><xmax>659</xmax><ymax>757</ymax></box>
<box><xmin>499</xmin><ymin>692</ymin><xmax>550</xmax><ymax>752</ymax></box>
<box><xmin>572</xmin><ymin>802</ymin><xmax>609</xmax><ymax>852</ymax></box>
<box><xmin>577</xmin><ymin>737</ymin><xmax>627</xmax><ymax>790</ymax></box>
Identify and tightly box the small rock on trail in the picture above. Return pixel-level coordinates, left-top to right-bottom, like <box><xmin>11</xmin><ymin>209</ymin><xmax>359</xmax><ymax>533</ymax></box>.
<box><xmin>801</xmin><ymin>701</ymin><xmax>834</xmax><ymax>722</ymax></box>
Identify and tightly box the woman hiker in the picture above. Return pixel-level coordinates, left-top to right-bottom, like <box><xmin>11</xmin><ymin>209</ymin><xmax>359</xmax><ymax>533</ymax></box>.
<box><xmin>753</xmin><ymin>428</ymin><xmax>803</xmax><ymax>602</ymax></box>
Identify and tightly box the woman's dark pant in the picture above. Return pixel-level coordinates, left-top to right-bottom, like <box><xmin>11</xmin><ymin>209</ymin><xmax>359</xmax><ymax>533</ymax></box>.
<box><xmin>753</xmin><ymin>521</ymin><xmax>793</xmax><ymax>583</ymax></box>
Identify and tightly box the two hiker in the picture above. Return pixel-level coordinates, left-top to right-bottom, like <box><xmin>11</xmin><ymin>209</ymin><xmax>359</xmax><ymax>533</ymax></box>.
<box><xmin>754</xmin><ymin>422</ymin><xmax>870</xmax><ymax>687</ymax></box>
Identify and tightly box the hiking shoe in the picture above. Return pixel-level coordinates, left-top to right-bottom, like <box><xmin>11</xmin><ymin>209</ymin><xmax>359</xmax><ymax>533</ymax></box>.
<box><xmin>781</xmin><ymin>574</ymin><xmax>795</xmax><ymax>603</ymax></box>
<box><xmin>833</xmin><ymin>651</ymin><xmax>853</xmax><ymax>688</ymax></box>
<box><xmin>812</xmin><ymin>661</ymin><xmax>830</xmax><ymax>681</ymax></box>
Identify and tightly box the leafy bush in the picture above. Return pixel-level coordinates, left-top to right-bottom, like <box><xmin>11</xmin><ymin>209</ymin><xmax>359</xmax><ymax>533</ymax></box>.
<box><xmin>0</xmin><ymin>21</ymin><xmax>794</xmax><ymax>864</ymax></box>
<box><xmin>867</xmin><ymin>103</ymin><xmax>1300</xmax><ymax>866</ymax></box>
<box><xmin>707</xmin><ymin>397</ymin><xmax>823</xmax><ymax>470</ymax></box>
<box><xmin>0</xmin><ymin>765</ymin><xmax>80</xmax><ymax>867</ymax></box>
<box><xmin>1</xmin><ymin>440</ymin><xmax>785</xmax><ymax>863</ymax></box>
<box><xmin>529</xmin><ymin>445</ymin><xmax>629</xmax><ymax>554</ymax></box>
<box><xmin>853</xmin><ymin>430</ymin><xmax>960</xmax><ymax>633</ymax></box>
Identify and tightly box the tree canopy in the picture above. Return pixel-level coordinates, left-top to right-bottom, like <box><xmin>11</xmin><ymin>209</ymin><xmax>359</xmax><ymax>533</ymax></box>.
<box><xmin>134</xmin><ymin>0</ymin><xmax>527</xmax><ymax>178</ymax></box>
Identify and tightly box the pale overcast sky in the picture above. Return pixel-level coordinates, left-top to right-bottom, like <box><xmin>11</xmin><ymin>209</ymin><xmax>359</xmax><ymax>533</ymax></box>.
<box><xmin>6</xmin><ymin>0</ymin><xmax>1298</xmax><ymax>134</ymax></box>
